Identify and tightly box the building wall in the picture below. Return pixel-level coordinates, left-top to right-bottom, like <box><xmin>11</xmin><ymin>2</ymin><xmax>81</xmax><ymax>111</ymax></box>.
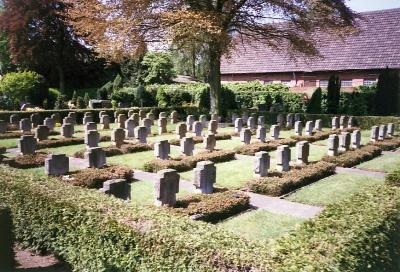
<box><xmin>221</xmin><ymin>70</ymin><xmax>382</xmax><ymax>88</ymax></box>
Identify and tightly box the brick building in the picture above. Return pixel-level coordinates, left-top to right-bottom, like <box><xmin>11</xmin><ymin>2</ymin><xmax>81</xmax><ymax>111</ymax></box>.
<box><xmin>221</xmin><ymin>8</ymin><xmax>400</xmax><ymax>90</ymax></box>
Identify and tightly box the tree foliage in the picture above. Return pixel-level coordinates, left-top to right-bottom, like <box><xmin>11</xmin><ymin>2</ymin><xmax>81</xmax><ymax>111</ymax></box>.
<box><xmin>141</xmin><ymin>52</ymin><xmax>176</xmax><ymax>85</ymax></box>
<box><xmin>307</xmin><ymin>87</ymin><xmax>322</xmax><ymax>114</ymax></box>
<box><xmin>327</xmin><ymin>75</ymin><xmax>341</xmax><ymax>114</ymax></box>
<box><xmin>376</xmin><ymin>68</ymin><xmax>399</xmax><ymax>115</ymax></box>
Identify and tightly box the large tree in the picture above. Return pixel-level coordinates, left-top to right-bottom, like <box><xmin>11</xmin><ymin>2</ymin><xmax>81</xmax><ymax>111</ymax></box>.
<box><xmin>0</xmin><ymin>0</ymin><xmax>98</xmax><ymax>93</ymax></box>
<box><xmin>66</xmin><ymin>0</ymin><xmax>358</xmax><ymax>113</ymax></box>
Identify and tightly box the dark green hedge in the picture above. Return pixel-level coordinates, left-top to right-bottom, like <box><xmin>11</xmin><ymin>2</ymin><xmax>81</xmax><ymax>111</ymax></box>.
<box><xmin>0</xmin><ymin>204</ymin><xmax>15</xmax><ymax>270</ymax></box>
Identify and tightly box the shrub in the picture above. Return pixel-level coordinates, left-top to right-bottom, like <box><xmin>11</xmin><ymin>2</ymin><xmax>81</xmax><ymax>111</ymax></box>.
<box><xmin>54</xmin><ymin>94</ymin><xmax>68</xmax><ymax>110</ymax></box>
<box><xmin>248</xmin><ymin>161</ymin><xmax>336</xmax><ymax>196</ymax></box>
<box><xmin>141</xmin><ymin>52</ymin><xmax>176</xmax><ymax>84</ymax></box>
<box><xmin>0</xmin><ymin>205</ymin><xmax>15</xmax><ymax>270</ymax></box>
<box><xmin>74</xmin><ymin>143</ymin><xmax>152</xmax><ymax>158</ymax></box>
<box><xmin>76</xmin><ymin>96</ymin><xmax>86</xmax><ymax>109</ymax></box>
<box><xmin>372</xmin><ymin>137</ymin><xmax>400</xmax><ymax>151</ymax></box>
<box><xmin>0</xmin><ymin>71</ymin><xmax>48</xmax><ymax>108</ymax></box>
<box><xmin>37</xmin><ymin>137</ymin><xmax>85</xmax><ymax>149</ymax></box>
<box><xmin>3</xmin><ymin>152</ymin><xmax>48</xmax><ymax>169</ymax></box>
<box><xmin>66</xmin><ymin>165</ymin><xmax>134</xmax><ymax>188</ymax></box>
<box><xmin>47</xmin><ymin>88</ymin><xmax>61</xmax><ymax>109</ymax></box>
<box><xmin>168</xmin><ymin>133</ymin><xmax>232</xmax><ymax>145</ymax></box>
<box><xmin>385</xmin><ymin>168</ymin><xmax>400</xmax><ymax>187</ymax></box>
<box><xmin>110</xmin><ymin>87</ymin><xmax>136</xmax><ymax>106</ymax></box>
<box><xmin>172</xmin><ymin>191</ymin><xmax>250</xmax><ymax>223</ymax></box>
<box><xmin>321</xmin><ymin>145</ymin><xmax>382</xmax><ymax>167</ymax></box>
<box><xmin>306</xmin><ymin>87</ymin><xmax>322</xmax><ymax>113</ymax></box>
<box><xmin>234</xmin><ymin>138</ymin><xmax>297</xmax><ymax>155</ymax></box>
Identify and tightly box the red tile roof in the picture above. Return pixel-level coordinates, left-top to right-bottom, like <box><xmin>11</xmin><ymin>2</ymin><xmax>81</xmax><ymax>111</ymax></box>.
<box><xmin>221</xmin><ymin>8</ymin><xmax>400</xmax><ymax>74</ymax></box>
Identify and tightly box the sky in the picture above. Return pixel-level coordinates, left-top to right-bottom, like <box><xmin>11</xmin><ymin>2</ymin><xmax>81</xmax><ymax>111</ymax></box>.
<box><xmin>346</xmin><ymin>0</ymin><xmax>400</xmax><ymax>12</ymax></box>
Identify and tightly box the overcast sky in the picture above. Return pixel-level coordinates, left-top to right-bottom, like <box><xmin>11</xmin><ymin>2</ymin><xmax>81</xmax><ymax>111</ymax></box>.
<box><xmin>347</xmin><ymin>0</ymin><xmax>400</xmax><ymax>12</ymax></box>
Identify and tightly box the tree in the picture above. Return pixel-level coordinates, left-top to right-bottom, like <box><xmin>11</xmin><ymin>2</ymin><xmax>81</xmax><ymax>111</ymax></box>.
<box><xmin>76</xmin><ymin>96</ymin><xmax>85</xmax><ymax>109</ymax></box>
<box><xmin>67</xmin><ymin>0</ymin><xmax>358</xmax><ymax>114</ymax></box>
<box><xmin>83</xmin><ymin>92</ymin><xmax>90</xmax><ymax>108</ymax></box>
<box><xmin>327</xmin><ymin>75</ymin><xmax>341</xmax><ymax>114</ymax></box>
<box><xmin>141</xmin><ymin>52</ymin><xmax>176</xmax><ymax>85</ymax></box>
<box><xmin>376</xmin><ymin>68</ymin><xmax>399</xmax><ymax>115</ymax></box>
<box><xmin>70</xmin><ymin>90</ymin><xmax>77</xmax><ymax>105</ymax></box>
<box><xmin>307</xmin><ymin>87</ymin><xmax>322</xmax><ymax>114</ymax></box>
<box><xmin>0</xmin><ymin>0</ymin><xmax>99</xmax><ymax>93</ymax></box>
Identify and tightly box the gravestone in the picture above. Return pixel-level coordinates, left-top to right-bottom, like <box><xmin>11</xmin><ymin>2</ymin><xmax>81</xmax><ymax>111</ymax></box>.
<box><xmin>276</xmin><ymin>145</ymin><xmax>290</xmax><ymax>172</ymax></box>
<box><xmin>294</xmin><ymin>113</ymin><xmax>302</xmax><ymax>122</ymax></box>
<box><xmin>154</xmin><ymin>140</ymin><xmax>170</xmax><ymax>160</ymax></box>
<box><xmin>258</xmin><ymin>116</ymin><xmax>265</xmax><ymax>128</ymax></box>
<box><xmin>99</xmin><ymin>110</ymin><xmax>107</xmax><ymax>119</ymax></box>
<box><xmin>85</xmin><ymin>130</ymin><xmax>100</xmax><ymax>148</ymax></box>
<box><xmin>296</xmin><ymin>141</ymin><xmax>310</xmax><ymax>165</ymax></box>
<box><xmin>158</xmin><ymin>117</ymin><xmax>168</xmax><ymax>135</ymax></box>
<box><xmin>132</xmin><ymin>113</ymin><xmax>140</xmax><ymax>126</ymax></box>
<box><xmin>370</xmin><ymin>126</ymin><xmax>379</xmax><ymax>142</ymax></box>
<box><xmin>192</xmin><ymin>121</ymin><xmax>203</xmax><ymax>137</ymax></box>
<box><xmin>154</xmin><ymin>169</ymin><xmax>180</xmax><ymax>207</ymax></box>
<box><xmin>242</xmin><ymin>111</ymin><xmax>249</xmax><ymax>123</ymax></box>
<box><xmin>180</xmin><ymin>137</ymin><xmax>194</xmax><ymax>156</ymax></box>
<box><xmin>315</xmin><ymin>119</ymin><xmax>322</xmax><ymax>132</ymax></box>
<box><xmin>35</xmin><ymin>125</ymin><xmax>49</xmax><ymax>141</ymax></box>
<box><xmin>146</xmin><ymin>112</ymin><xmax>155</xmax><ymax>124</ymax></box>
<box><xmin>10</xmin><ymin>114</ymin><xmax>20</xmax><ymax>126</ymax></box>
<box><xmin>339</xmin><ymin>132</ymin><xmax>351</xmax><ymax>151</ymax></box>
<box><xmin>387</xmin><ymin>123</ymin><xmax>395</xmax><ymax>137</ymax></box>
<box><xmin>305</xmin><ymin>121</ymin><xmax>314</xmax><ymax>136</ymax></box>
<box><xmin>240</xmin><ymin>128</ymin><xmax>252</xmax><ymax>145</ymax></box>
<box><xmin>45</xmin><ymin>154</ymin><xmax>69</xmax><ymax>176</ymax></box>
<box><xmin>247</xmin><ymin>117</ymin><xmax>256</xmax><ymax>130</ymax></box>
<box><xmin>61</xmin><ymin>124</ymin><xmax>74</xmax><ymax>138</ymax></box>
<box><xmin>63</xmin><ymin>116</ymin><xmax>73</xmax><ymax>125</ymax></box>
<box><xmin>294</xmin><ymin>121</ymin><xmax>303</xmax><ymax>136</ymax></box>
<box><xmin>18</xmin><ymin>135</ymin><xmax>37</xmax><ymax>155</ymax></box>
<box><xmin>254</xmin><ymin>151</ymin><xmax>270</xmax><ymax>177</ymax></box>
<box><xmin>204</xmin><ymin>133</ymin><xmax>216</xmax><ymax>151</ymax></box>
<box><xmin>348</xmin><ymin>116</ymin><xmax>356</xmax><ymax>128</ymax></box>
<box><xmin>19</xmin><ymin>118</ymin><xmax>32</xmax><ymax>133</ymax></box>
<box><xmin>159</xmin><ymin>112</ymin><xmax>167</xmax><ymax>119</ymax></box>
<box><xmin>0</xmin><ymin>120</ymin><xmax>6</xmax><ymax>134</ymax></box>
<box><xmin>100</xmin><ymin>115</ymin><xmax>111</xmax><ymax>130</ymax></box>
<box><xmin>186</xmin><ymin>115</ymin><xmax>195</xmax><ymax>131</ymax></box>
<box><xmin>43</xmin><ymin>117</ymin><xmax>55</xmax><ymax>131</ymax></box>
<box><xmin>117</xmin><ymin>114</ymin><xmax>127</xmax><ymax>129</ymax></box>
<box><xmin>68</xmin><ymin>112</ymin><xmax>77</xmax><ymax>125</ymax></box>
<box><xmin>208</xmin><ymin>120</ymin><xmax>218</xmax><ymax>134</ymax></box>
<box><xmin>142</xmin><ymin>118</ymin><xmax>152</xmax><ymax>135</ymax></box>
<box><xmin>277</xmin><ymin>114</ymin><xmax>285</xmax><ymax>128</ymax></box>
<box><xmin>170</xmin><ymin>110</ymin><xmax>178</xmax><ymax>124</ymax></box>
<box><xmin>286</xmin><ymin>113</ymin><xmax>295</xmax><ymax>129</ymax></box>
<box><xmin>135</xmin><ymin>126</ymin><xmax>147</xmax><ymax>144</ymax></box>
<box><xmin>85</xmin><ymin>122</ymin><xmax>97</xmax><ymax>132</ymax></box>
<box><xmin>112</xmin><ymin>128</ymin><xmax>126</xmax><ymax>148</ymax></box>
<box><xmin>85</xmin><ymin>147</ymin><xmax>106</xmax><ymax>168</ymax></box>
<box><xmin>176</xmin><ymin>123</ymin><xmax>187</xmax><ymax>139</ymax></box>
<box><xmin>231</xmin><ymin>113</ymin><xmax>238</xmax><ymax>124</ymax></box>
<box><xmin>379</xmin><ymin>124</ymin><xmax>387</xmax><ymax>140</ymax></box>
<box><xmin>270</xmin><ymin>124</ymin><xmax>280</xmax><ymax>140</ymax></box>
<box><xmin>339</xmin><ymin>116</ymin><xmax>348</xmax><ymax>130</ymax></box>
<box><xmin>256</xmin><ymin>125</ymin><xmax>267</xmax><ymax>142</ymax></box>
<box><xmin>128</xmin><ymin>110</ymin><xmax>135</xmax><ymax>118</ymax></box>
<box><xmin>331</xmin><ymin>117</ymin><xmax>339</xmax><ymax>130</ymax></box>
<box><xmin>199</xmin><ymin>115</ymin><xmax>207</xmax><ymax>127</ymax></box>
<box><xmin>82</xmin><ymin>116</ymin><xmax>93</xmax><ymax>125</ymax></box>
<box><xmin>125</xmin><ymin>119</ymin><xmax>136</xmax><ymax>138</ymax></box>
<box><xmin>99</xmin><ymin>179</ymin><xmax>131</xmax><ymax>200</ymax></box>
<box><xmin>30</xmin><ymin>113</ymin><xmax>40</xmax><ymax>127</ymax></box>
<box><xmin>327</xmin><ymin>134</ymin><xmax>339</xmax><ymax>156</ymax></box>
<box><xmin>351</xmin><ymin>130</ymin><xmax>361</xmax><ymax>149</ymax></box>
<box><xmin>234</xmin><ymin>118</ymin><xmax>243</xmax><ymax>133</ymax></box>
<box><xmin>139</xmin><ymin>110</ymin><xmax>146</xmax><ymax>120</ymax></box>
<box><xmin>193</xmin><ymin>161</ymin><xmax>216</xmax><ymax>194</ymax></box>
<box><xmin>51</xmin><ymin>113</ymin><xmax>60</xmax><ymax>124</ymax></box>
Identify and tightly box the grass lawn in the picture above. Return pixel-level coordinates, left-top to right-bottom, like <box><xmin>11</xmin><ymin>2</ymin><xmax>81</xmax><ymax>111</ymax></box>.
<box><xmin>0</xmin><ymin>138</ymin><xmax>19</xmax><ymax>148</ymax></box>
<box><xmin>180</xmin><ymin>159</ymin><xmax>254</xmax><ymax>189</ymax></box>
<box><xmin>131</xmin><ymin>180</ymin><xmax>190</xmax><ymax>206</ymax></box>
<box><xmin>40</xmin><ymin>141</ymin><xmax>111</xmax><ymax>156</ymax></box>
<box><xmin>286</xmin><ymin>173</ymin><xmax>384</xmax><ymax>206</ymax></box>
<box><xmin>147</xmin><ymin>133</ymin><xmax>176</xmax><ymax>144</ymax></box>
<box><xmin>107</xmin><ymin>148</ymin><xmax>181</xmax><ymax>170</ymax></box>
<box><xmin>356</xmin><ymin>153</ymin><xmax>400</xmax><ymax>173</ymax></box>
<box><xmin>219</xmin><ymin>209</ymin><xmax>306</xmax><ymax>241</ymax></box>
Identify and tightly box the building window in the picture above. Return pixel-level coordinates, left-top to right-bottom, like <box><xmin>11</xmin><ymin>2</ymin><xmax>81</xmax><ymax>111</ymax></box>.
<box><xmin>341</xmin><ymin>80</ymin><xmax>353</xmax><ymax>87</ymax></box>
<box><xmin>363</xmin><ymin>79</ymin><xmax>377</xmax><ymax>86</ymax></box>
<box><xmin>281</xmin><ymin>80</ymin><xmax>291</xmax><ymax>86</ymax></box>
<box><xmin>319</xmin><ymin>80</ymin><xmax>329</xmax><ymax>88</ymax></box>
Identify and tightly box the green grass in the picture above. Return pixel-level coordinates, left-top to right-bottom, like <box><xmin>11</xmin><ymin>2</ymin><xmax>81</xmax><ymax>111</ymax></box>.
<box><xmin>286</xmin><ymin>173</ymin><xmax>384</xmax><ymax>206</ymax></box>
<box><xmin>356</xmin><ymin>153</ymin><xmax>400</xmax><ymax>173</ymax></box>
<box><xmin>130</xmin><ymin>180</ymin><xmax>190</xmax><ymax>206</ymax></box>
<box><xmin>180</xmin><ymin>159</ymin><xmax>254</xmax><ymax>189</ymax></box>
<box><xmin>219</xmin><ymin>209</ymin><xmax>306</xmax><ymax>241</ymax></box>
<box><xmin>0</xmin><ymin>138</ymin><xmax>18</xmax><ymax>148</ymax></box>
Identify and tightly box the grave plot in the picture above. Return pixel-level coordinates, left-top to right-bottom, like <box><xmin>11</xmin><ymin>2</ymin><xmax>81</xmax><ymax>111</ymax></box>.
<box><xmin>356</xmin><ymin>152</ymin><xmax>400</xmax><ymax>173</ymax></box>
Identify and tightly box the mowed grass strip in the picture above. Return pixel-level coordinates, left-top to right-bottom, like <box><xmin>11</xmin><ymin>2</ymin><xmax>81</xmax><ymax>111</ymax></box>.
<box><xmin>356</xmin><ymin>153</ymin><xmax>400</xmax><ymax>173</ymax></box>
<box><xmin>219</xmin><ymin>209</ymin><xmax>306</xmax><ymax>241</ymax></box>
<box><xmin>286</xmin><ymin>172</ymin><xmax>384</xmax><ymax>206</ymax></box>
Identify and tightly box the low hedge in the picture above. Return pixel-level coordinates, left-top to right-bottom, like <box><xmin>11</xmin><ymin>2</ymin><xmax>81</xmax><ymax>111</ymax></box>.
<box><xmin>74</xmin><ymin>143</ymin><xmax>152</xmax><ymax>158</ymax></box>
<box><xmin>65</xmin><ymin>165</ymin><xmax>134</xmax><ymax>188</ymax></box>
<box><xmin>3</xmin><ymin>152</ymin><xmax>48</xmax><ymax>169</ymax></box>
<box><xmin>322</xmin><ymin>145</ymin><xmax>382</xmax><ymax>168</ymax></box>
<box><xmin>0</xmin><ymin>204</ymin><xmax>15</xmax><ymax>270</ymax></box>
<box><xmin>248</xmin><ymin>161</ymin><xmax>336</xmax><ymax>196</ymax></box>
<box><xmin>234</xmin><ymin>138</ymin><xmax>297</xmax><ymax>155</ymax></box>
<box><xmin>372</xmin><ymin>137</ymin><xmax>400</xmax><ymax>151</ymax></box>
<box><xmin>171</xmin><ymin>191</ymin><xmax>250</xmax><ymax>223</ymax></box>
<box><xmin>168</xmin><ymin>133</ymin><xmax>232</xmax><ymax>146</ymax></box>
<box><xmin>38</xmin><ymin>136</ymin><xmax>111</xmax><ymax>150</ymax></box>
<box><xmin>290</xmin><ymin>128</ymin><xmax>355</xmax><ymax>143</ymax></box>
<box><xmin>385</xmin><ymin>168</ymin><xmax>400</xmax><ymax>187</ymax></box>
<box><xmin>143</xmin><ymin>150</ymin><xmax>236</xmax><ymax>172</ymax></box>
<box><xmin>0</xmin><ymin>130</ymin><xmax>58</xmax><ymax>140</ymax></box>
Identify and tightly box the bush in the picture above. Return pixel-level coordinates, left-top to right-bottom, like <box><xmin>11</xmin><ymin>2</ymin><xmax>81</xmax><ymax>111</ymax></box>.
<box><xmin>248</xmin><ymin>161</ymin><xmax>336</xmax><ymax>196</ymax></box>
<box><xmin>54</xmin><ymin>94</ymin><xmax>68</xmax><ymax>110</ymax></box>
<box><xmin>47</xmin><ymin>88</ymin><xmax>61</xmax><ymax>109</ymax></box>
<box><xmin>67</xmin><ymin>165</ymin><xmax>134</xmax><ymax>188</ymax></box>
<box><xmin>37</xmin><ymin>137</ymin><xmax>86</xmax><ymax>149</ymax></box>
<box><xmin>168</xmin><ymin>133</ymin><xmax>232</xmax><ymax>145</ymax></box>
<box><xmin>385</xmin><ymin>168</ymin><xmax>400</xmax><ymax>187</ymax></box>
<box><xmin>290</xmin><ymin>129</ymin><xmax>345</xmax><ymax>143</ymax></box>
<box><xmin>0</xmin><ymin>205</ymin><xmax>15</xmax><ymax>270</ymax></box>
<box><xmin>306</xmin><ymin>87</ymin><xmax>322</xmax><ymax>113</ymax></box>
<box><xmin>234</xmin><ymin>138</ymin><xmax>297</xmax><ymax>155</ymax></box>
<box><xmin>321</xmin><ymin>145</ymin><xmax>382</xmax><ymax>167</ymax></box>
<box><xmin>110</xmin><ymin>87</ymin><xmax>136</xmax><ymax>106</ymax></box>
<box><xmin>3</xmin><ymin>152</ymin><xmax>48</xmax><ymax>169</ymax></box>
<box><xmin>172</xmin><ymin>191</ymin><xmax>250</xmax><ymax>223</ymax></box>
<box><xmin>372</xmin><ymin>137</ymin><xmax>400</xmax><ymax>151</ymax></box>
<box><xmin>74</xmin><ymin>143</ymin><xmax>152</xmax><ymax>158</ymax></box>
<box><xmin>0</xmin><ymin>71</ymin><xmax>49</xmax><ymax>108</ymax></box>
<box><xmin>141</xmin><ymin>52</ymin><xmax>176</xmax><ymax>84</ymax></box>
<box><xmin>76</xmin><ymin>96</ymin><xmax>86</xmax><ymax>109</ymax></box>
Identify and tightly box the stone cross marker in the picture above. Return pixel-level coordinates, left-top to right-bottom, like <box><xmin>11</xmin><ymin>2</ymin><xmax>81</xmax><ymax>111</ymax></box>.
<box><xmin>204</xmin><ymin>133</ymin><xmax>216</xmax><ymax>151</ymax></box>
<box><xmin>18</xmin><ymin>135</ymin><xmax>37</xmax><ymax>155</ymax></box>
<box><xmin>276</xmin><ymin>145</ymin><xmax>290</xmax><ymax>172</ymax></box>
<box><xmin>180</xmin><ymin>137</ymin><xmax>195</xmax><ymax>156</ymax></box>
<box><xmin>234</xmin><ymin>118</ymin><xmax>243</xmax><ymax>133</ymax></box>
<box><xmin>277</xmin><ymin>114</ymin><xmax>285</xmax><ymax>128</ymax></box>
<box><xmin>99</xmin><ymin>110</ymin><xmax>107</xmax><ymax>119</ymax></box>
<box><xmin>30</xmin><ymin>113</ymin><xmax>40</xmax><ymax>128</ymax></box>
<box><xmin>315</xmin><ymin>119</ymin><xmax>322</xmax><ymax>132</ymax></box>
<box><xmin>85</xmin><ymin>122</ymin><xmax>97</xmax><ymax>132</ymax></box>
<box><xmin>51</xmin><ymin>113</ymin><xmax>61</xmax><ymax>124</ymax></box>
<box><xmin>125</xmin><ymin>118</ymin><xmax>136</xmax><ymax>138</ymax></box>
<box><xmin>117</xmin><ymin>114</ymin><xmax>127</xmax><ymax>129</ymax></box>
<box><xmin>231</xmin><ymin>113</ymin><xmax>238</xmax><ymax>125</ymax></box>
<box><xmin>247</xmin><ymin>117</ymin><xmax>256</xmax><ymax>130</ymax></box>
<box><xmin>159</xmin><ymin>112</ymin><xmax>167</xmax><ymax>119</ymax></box>
<box><xmin>305</xmin><ymin>121</ymin><xmax>314</xmax><ymax>136</ymax></box>
<box><xmin>100</xmin><ymin>115</ymin><xmax>111</xmax><ymax>130</ymax></box>
<box><xmin>339</xmin><ymin>116</ymin><xmax>348</xmax><ymax>130</ymax></box>
<box><xmin>85</xmin><ymin>147</ymin><xmax>106</xmax><ymax>168</ymax></box>
<box><xmin>61</xmin><ymin>124</ymin><xmax>74</xmax><ymax>138</ymax></box>
<box><xmin>99</xmin><ymin>179</ymin><xmax>131</xmax><ymax>200</ymax></box>
<box><xmin>176</xmin><ymin>123</ymin><xmax>187</xmax><ymax>139</ymax></box>
<box><xmin>254</xmin><ymin>151</ymin><xmax>270</xmax><ymax>177</ymax></box>
<box><xmin>192</xmin><ymin>121</ymin><xmax>203</xmax><ymax>137</ymax></box>
<box><xmin>35</xmin><ymin>125</ymin><xmax>49</xmax><ymax>141</ymax></box>
<box><xmin>43</xmin><ymin>117</ymin><xmax>55</xmax><ymax>131</ymax></box>
<box><xmin>387</xmin><ymin>123</ymin><xmax>395</xmax><ymax>137</ymax></box>
<box><xmin>240</xmin><ymin>128</ymin><xmax>252</xmax><ymax>145</ymax></box>
<box><xmin>331</xmin><ymin>117</ymin><xmax>339</xmax><ymax>130</ymax></box>
<box><xmin>10</xmin><ymin>114</ymin><xmax>20</xmax><ymax>126</ymax></box>
<box><xmin>256</xmin><ymin>125</ymin><xmax>267</xmax><ymax>143</ymax></box>
<box><xmin>208</xmin><ymin>120</ymin><xmax>218</xmax><ymax>134</ymax></box>
<box><xmin>339</xmin><ymin>132</ymin><xmax>351</xmax><ymax>151</ymax></box>
<box><xmin>327</xmin><ymin>134</ymin><xmax>339</xmax><ymax>156</ymax></box>
<box><xmin>112</xmin><ymin>128</ymin><xmax>126</xmax><ymax>148</ymax></box>
<box><xmin>154</xmin><ymin>169</ymin><xmax>180</xmax><ymax>207</ymax></box>
<box><xmin>294</xmin><ymin>121</ymin><xmax>303</xmax><ymax>136</ymax></box>
<box><xmin>158</xmin><ymin>117</ymin><xmax>168</xmax><ymax>135</ymax></box>
<box><xmin>131</xmin><ymin>113</ymin><xmax>140</xmax><ymax>126</ymax></box>
<box><xmin>294</xmin><ymin>113</ymin><xmax>301</xmax><ymax>122</ymax></box>
<box><xmin>286</xmin><ymin>114</ymin><xmax>294</xmax><ymax>129</ymax></box>
<box><xmin>193</xmin><ymin>161</ymin><xmax>216</xmax><ymax>194</ymax></box>
<box><xmin>45</xmin><ymin>154</ymin><xmax>69</xmax><ymax>176</ymax></box>
<box><xmin>258</xmin><ymin>116</ymin><xmax>265</xmax><ymax>128</ymax></box>
<box><xmin>142</xmin><ymin>118</ymin><xmax>153</xmax><ymax>135</ymax></box>
<box><xmin>351</xmin><ymin>130</ymin><xmax>361</xmax><ymax>149</ymax></box>
<box><xmin>242</xmin><ymin>111</ymin><xmax>249</xmax><ymax>123</ymax></box>
<box><xmin>270</xmin><ymin>125</ymin><xmax>280</xmax><ymax>140</ymax></box>
<box><xmin>63</xmin><ymin>117</ymin><xmax>73</xmax><ymax>126</ymax></box>
<box><xmin>68</xmin><ymin>112</ymin><xmax>77</xmax><ymax>125</ymax></box>
<box><xmin>154</xmin><ymin>140</ymin><xmax>170</xmax><ymax>160</ymax></box>
<box><xmin>83</xmin><ymin>115</ymin><xmax>93</xmax><ymax>125</ymax></box>
<box><xmin>170</xmin><ymin>110</ymin><xmax>178</xmax><ymax>124</ymax></box>
<box><xmin>146</xmin><ymin>112</ymin><xmax>155</xmax><ymax>124</ymax></box>
<box><xmin>296</xmin><ymin>141</ymin><xmax>310</xmax><ymax>165</ymax></box>
<box><xmin>0</xmin><ymin>120</ymin><xmax>6</xmax><ymax>134</ymax></box>
<box><xmin>139</xmin><ymin>110</ymin><xmax>146</xmax><ymax>120</ymax></box>
<box><xmin>85</xmin><ymin>130</ymin><xmax>100</xmax><ymax>148</ymax></box>
<box><xmin>370</xmin><ymin>126</ymin><xmax>379</xmax><ymax>142</ymax></box>
<box><xmin>378</xmin><ymin>124</ymin><xmax>387</xmax><ymax>140</ymax></box>
<box><xmin>186</xmin><ymin>115</ymin><xmax>195</xmax><ymax>131</ymax></box>
<box><xmin>348</xmin><ymin>116</ymin><xmax>356</xmax><ymax>128</ymax></box>
<box><xmin>135</xmin><ymin>126</ymin><xmax>148</xmax><ymax>144</ymax></box>
<box><xmin>20</xmin><ymin>118</ymin><xmax>32</xmax><ymax>133</ymax></box>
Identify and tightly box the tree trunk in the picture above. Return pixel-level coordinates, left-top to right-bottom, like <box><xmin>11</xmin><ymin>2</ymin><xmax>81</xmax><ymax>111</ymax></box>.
<box><xmin>56</xmin><ymin>65</ymin><xmax>66</xmax><ymax>94</ymax></box>
<box><xmin>208</xmin><ymin>45</ymin><xmax>222</xmax><ymax>114</ymax></box>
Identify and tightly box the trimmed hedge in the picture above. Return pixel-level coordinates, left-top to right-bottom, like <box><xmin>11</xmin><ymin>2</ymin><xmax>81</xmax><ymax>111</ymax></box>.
<box><xmin>65</xmin><ymin>165</ymin><xmax>134</xmax><ymax>188</ymax></box>
<box><xmin>248</xmin><ymin>161</ymin><xmax>336</xmax><ymax>196</ymax></box>
<box><xmin>74</xmin><ymin>143</ymin><xmax>152</xmax><ymax>158</ymax></box>
<box><xmin>3</xmin><ymin>152</ymin><xmax>48</xmax><ymax>169</ymax></box>
<box><xmin>322</xmin><ymin>145</ymin><xmax>382</xmax><ymax>168</ymax></box>
<box><xmin>37</xmin><ymin>136</ymin><xmax>111</xmax><ymax>150</ymax></box>
<box><xmin>143</xmin><ymin>150</ymin><xmax>236</xmax><ymax>172</ymax></box>
<box><xmin>372</xmin><ymin>137</ymin><xmax>400</xmax><ymax>151</ymax></box>
<box><xmin>0</xmin><ymin>204</ymin><xmax>15</xmax><ymax>270</ymax></box>
<box><xmin>168</xmin><ymin>133</ymin><xmax>232</xmax><ymax>146</ymax></box>
<box><xmin>172</xmin><ymin>191</ymin><xmax>250</xmax><ymax>223</ymax></box>
<box><xmin>234</xmin><ymin>138</ymin><xmax>297</xmax><ymax>155</ymax></box>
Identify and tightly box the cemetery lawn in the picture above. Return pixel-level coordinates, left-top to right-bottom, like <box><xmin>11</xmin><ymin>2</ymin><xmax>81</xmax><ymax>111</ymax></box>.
<box><xmin>356</xmin><ymin>153</ymin><xmax>400</xmax><ymax>173</ymax></box>
<box><xmin>219</xmin><ymin>209</ymin><xmax>306</xmax><ymax>241</ymax></box>
<box><xmin>180</xmin><ymin>159</ymin><xmax>253</xmax><ymax>189</ymax></box>
<box><xmin>40</xmin><ymin>142</ymin><xmax>112</xmax><ymax>156</ymax></box>
<box><xmin>130</xmin><ymin>180</ymin><xmax>190</xmax><ymax>206</ymax></box>
<box><xmin>150</xmin><ymin>123</ymin><xmax>176</xmax><ymax>134</ymax></box>
<box><xmin>286</xmin><ymin>173</ymin><xmax>384</xmax><ymax>206</ymax></box>
<box><xmin>0</xmin><ymin>138</ymin><xmax>19</xmax><ymax>148</ymax></box>
<box><xmin>147</xmin><ymin>134</ymin><xmax>176</xmax><ymax>144</ymax></box>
